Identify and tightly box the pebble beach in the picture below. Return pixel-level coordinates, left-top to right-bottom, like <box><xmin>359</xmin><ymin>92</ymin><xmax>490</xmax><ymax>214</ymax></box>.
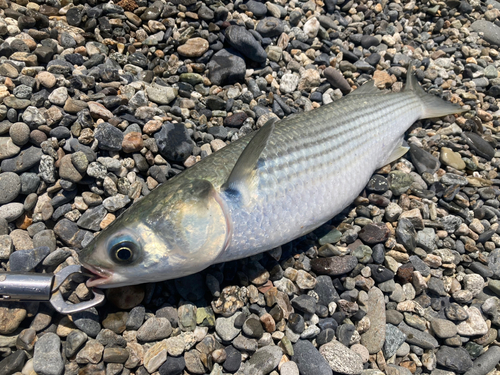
<box><xmin>1</xmin><ymin>0</ymin><xmax>500</xmax><ymax>374</ymax></box>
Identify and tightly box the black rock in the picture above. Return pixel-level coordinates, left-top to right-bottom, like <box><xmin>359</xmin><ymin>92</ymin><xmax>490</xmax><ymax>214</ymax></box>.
<box><xmin>314</xmin><ymin>275</ymin><xmax>340</xmax><ymax>307</ymax></box>
<box><xmin>396</xmin><ymin>218</ymin><xmax>416</xmax><ymax>252</ymax></box>
<box><xmin>225</xmin><ymin>25</ymin><xmax>267</xmax><ymax>63</ymax></box>
<box><xmin>255</xmin><ymin>17</ymin><xmax>284</xmax><ymax>38</ymax></box>
<box><xmin>207</xmin><ymin>49</ymin><xmax>246</xmax><ymax>86</ymax></box>
<box><xmin>17</xmin><ymin>15</ymin><xmax>36</xmax><ymax>30</ymax></box>
<box><xmin>372</xmin><ymin>243</ymin><xmax>385</xmax><ymax>264</ymax></box>
<box><xmin>409</xmin><ymin>255</ymin><xmax>431</xmax><ymax>277</ymax></box>
<box><xmin>53</xmin><ymin>218</ymin><xmax>86</xmax><ymax>249</ymax></box>
<box><xmin>77</xmin><ymin>205</ymin><xmax>107</xmax><ymax>231</ymax></box>
<box><xmin>292</xmin><ymin>340</ymin><xmax>332</xmax><ymax>375</ymax></box>
<box><xmin>66</xmin><ymin>7</ymin><xmax>83</xmax><ymax>26</ymax></box>
<box><xmin>158</xmin><ymin>355</ymin><xmax>186</xmax><ymax>375</ymax></box>
<box><xmin>336</xmin><ymin>323</ymin><xmax>355</xmax><ymax>347</ymax></box>
<box><xmin>94</xmin><ymin>123</ymin><xmax>124</xmax><ymax>151</ymax></box>
<box><xmin>155</xmin><ymin>122</ymin><xmax>194</xmax><ymax>162</ymax></box>
<box><xmin>245</xmin><ymin>0</ymin><xmax>268</xmax><ymax>17</ymax></box>
<box><xmin>291</xmin><ymin>295</ymin><xmax>317</xmax><ymax>314</ymax></box>
<box><xmin>1</xmin><ymin>146</ymin><xmax>43</xmax><ymax>173</ymax></box>
<box><xmin>71</xmin><ymin>308</ymin><xmax>101</xmax><ymax>338</ymax></box>
<box><xmin>366</xmin><ymin>52</ymin><xmax>381</xmax><ymax>66</ymax></box>
<box><xmin>288</xmin><ymin>313</ymin><xmax>305</xmax><ymax>334</ymax></box>
<box><xmin>316</xmin><ymin>328</ymin><xmax>335</xmax><ymax>346</ymax></box>
<box><xmin>368</xmin><ymin>264</ymin><xmax>394</xmax><ymax>283</ymax></box>
<box><xmin>223</xmin><ymin>345</ymin><xmax>241</xmax><ymax>373</ymax></box>
<box><xmin>9</xmin><ymin>246</ymin><xmax>50</xmax><ymax>272</ymax></box>
<box><xmin>409</xmin><ymin>144</ymin><xmax>441</xmax><ymax>174</ymax></box>
<box><xmin>462</xmin><ymin>132</ymin><xmax>495</xmax><ymax>161</ymax></box>
<box><xmin>324</xmin><ymin>67</ymin><xmax>351</xmax><ymax>94</ymax></box>
<box><xmin>366</xmin><ymin>174</ymin><xmax>389</xmax><ymax>193</ymax></box>
<box><xmin>0</xmin><ymin>348</ymin><xmax>26</xmax><ymax>373</ymax></box>
<box><xmin>361</xmin><ymin>35</ymin><xmax>380</xmax><ymax>48</ymax></box>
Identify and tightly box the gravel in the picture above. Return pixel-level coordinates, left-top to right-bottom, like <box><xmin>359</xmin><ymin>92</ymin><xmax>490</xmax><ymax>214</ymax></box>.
<box><xmin>0</xmin><ymin>0</ymin><xmax>500</xmax><ymax>374</ymax></box>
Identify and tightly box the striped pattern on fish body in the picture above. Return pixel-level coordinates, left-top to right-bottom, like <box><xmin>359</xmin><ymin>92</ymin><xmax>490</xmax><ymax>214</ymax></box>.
<box><xmin>79</xmin><ymin>68</ymin><xmax>465</xmax><ymax>288</ymax></box>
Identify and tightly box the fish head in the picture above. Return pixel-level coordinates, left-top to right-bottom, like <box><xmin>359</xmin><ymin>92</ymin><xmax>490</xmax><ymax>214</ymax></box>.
<box><xmin>79</xmin><ymin>179</ymin><xmax>231</xmax><ymax>288</ymax></box>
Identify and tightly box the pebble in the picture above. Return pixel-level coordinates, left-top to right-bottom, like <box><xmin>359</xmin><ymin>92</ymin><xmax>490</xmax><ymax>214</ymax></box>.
<box><xmin>436</xmin><ymin>346</ymin><xmax>473</xmax><ymax>373</ymax></box>
<box><xmin>319</xmin><ymin>340</ymin><xmax>364</xmax><ymax>375</ymax></box>
<box><xmin>361</xmin><ymin>287</ymin><xmax>386</xmax><ymax>354</ymax></box>
<box><xmin>33</xmin><ymin>333</ymin><xmax>64</xmax><ymax>375</ymax></box>
<box><xmin>292</xmin><ymin>340</ymin><xmax>332</xmax><ymax>375</ymax></box>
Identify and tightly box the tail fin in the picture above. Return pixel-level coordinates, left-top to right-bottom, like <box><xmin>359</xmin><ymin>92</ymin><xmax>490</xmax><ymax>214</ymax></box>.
<box><xmin>405</xmin><ymin>63</ymin><xmax>466</xmax><ymax>119</ymax></box>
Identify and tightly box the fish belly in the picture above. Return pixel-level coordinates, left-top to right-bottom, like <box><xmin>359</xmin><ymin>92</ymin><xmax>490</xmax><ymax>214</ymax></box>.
<box><xmin>220</xmin><ymin>91</ymin><xmax>423</xmax><ymax>261</ymax></box>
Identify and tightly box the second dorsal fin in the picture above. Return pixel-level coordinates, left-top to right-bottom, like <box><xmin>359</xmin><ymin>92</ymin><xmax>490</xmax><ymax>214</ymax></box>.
<box><xmin>222</xmin><ymin>119</ymin><xmax>276</xmax><ymax>203</ymax></box>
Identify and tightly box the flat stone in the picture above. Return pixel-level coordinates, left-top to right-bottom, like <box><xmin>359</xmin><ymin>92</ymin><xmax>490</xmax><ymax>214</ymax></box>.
<box><xmin>177</xmin><ymin>37</ymin><xmax>209</xmax><ymax>57</ymax></box>
<box><xmin>241</xmin><ymin>345</ymin><xmax>282</xmax><ymax>375</ymax></box>
<box><xmin>456</xmin><ymin>307</ymin><xmax>488</xmax><ymax>336</ymax></box>
<box><xmin>430</xmin><ymin>318</ymin><xmax>457</xmax><ymax>339</ymax></box>
<box><xmin>471</xmin><ymin>20</ymin><xmax>500</xmax><ymax>46</ymax></box>
<box><xmin>383</xmin><ymin>324</ymin><xmax>407</xmax><ymax>358</ymax></box>
<box><xmin>0</xmin><ymin>137</ymin><xmax>20</xmax><ymax>160</ymax></box>
<box><xmin>292</xmin><ymin>340</ymin><xmax>332</xmax><ymax>375</ymax></box>
<box><xmin>33</xmin><ymin>333</ymin><xmax>64</xmax><ymax>375</ymax></box>
<box><xmin>436</xmin><ymin>346</ymin><xmax>473</xmax><ymax>373</ymax></box>
<box><xmin>319</xmin><ymin>340</ymin><xmax>363</xmax><ymax>374</ymax></box>
<box><xmin>215</xmin><ymin>312</ymin><xmax>242</xmax><ymax>342</ymax></box>
<box><xmin>311</xmin><ymin>255</ymin><xmax>358</xmax><ymax>276</ymax></box>
<box><xmin>361</xmin><ymin>287</ymin><xmax>386</xmax><ymax>354</ymax></box>
<box><xmin>398</xmin><ymin>321</ymin><xmax>438</xmax><ymax>349</ymax></box>
<box><xmin>464</xmin><ymin>346</ymin><xmax>500</xmax><ymax>375</ymax></box>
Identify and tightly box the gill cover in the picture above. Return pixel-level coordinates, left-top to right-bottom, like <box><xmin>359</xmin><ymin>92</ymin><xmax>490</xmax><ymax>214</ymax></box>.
<box><xmin>162</xmin><ymin>178</ymin><xmax>231</xmax><ymax>263</ymax></box>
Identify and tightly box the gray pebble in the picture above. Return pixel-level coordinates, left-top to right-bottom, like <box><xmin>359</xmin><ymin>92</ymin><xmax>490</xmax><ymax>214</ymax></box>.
<box><xmin>33</xmin><ymin>333</ymin><xmax>64</xmax><ymax>375</ymax></box>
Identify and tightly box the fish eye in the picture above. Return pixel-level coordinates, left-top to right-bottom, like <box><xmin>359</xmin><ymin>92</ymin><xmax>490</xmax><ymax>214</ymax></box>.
<box><xmin>110</xmin><ymin>240</ymin><xmax>139</xmax><ymax>264</ymax></box>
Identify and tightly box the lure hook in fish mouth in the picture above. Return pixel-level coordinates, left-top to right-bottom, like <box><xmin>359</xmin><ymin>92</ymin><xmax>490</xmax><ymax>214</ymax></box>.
<box><xmin>82</xmin><ymin>265</ymin><xmax>113</xmax><ymax>288</ymax></box>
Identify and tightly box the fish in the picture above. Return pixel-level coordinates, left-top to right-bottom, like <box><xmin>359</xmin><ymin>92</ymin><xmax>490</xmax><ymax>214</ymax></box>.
<box><xmin>79</xmin><ymin>65</ymin><xmax>465</xmax><ymax>288</ymax></box>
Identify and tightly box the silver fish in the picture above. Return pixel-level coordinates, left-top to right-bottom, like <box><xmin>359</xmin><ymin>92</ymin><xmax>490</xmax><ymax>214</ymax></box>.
<box><xmin>80</xmin><ymin>67</ymin><xmax>465</xmax><ymax>288</ymax></box>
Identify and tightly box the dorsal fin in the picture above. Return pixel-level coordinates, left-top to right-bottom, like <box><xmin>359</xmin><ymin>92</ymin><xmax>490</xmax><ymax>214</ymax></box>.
<box><xmin>222</xmin><ymin>119</ymin><xmax>276</xmax><ymax>203</ymax></box>
<box><xmin>350</xmin><ymin>80</ymin><xmax>380</xmax><ymax>95</ymax></box>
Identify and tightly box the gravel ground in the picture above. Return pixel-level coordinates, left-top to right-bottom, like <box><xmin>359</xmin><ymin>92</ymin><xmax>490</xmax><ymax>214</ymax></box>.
<box><xmin>1</xmin><ymin>0</ymin><xmax>500</xmax><ymax>374</ymax></box>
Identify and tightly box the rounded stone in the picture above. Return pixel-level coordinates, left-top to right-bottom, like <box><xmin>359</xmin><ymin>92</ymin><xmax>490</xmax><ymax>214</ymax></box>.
<box><xmin>177</xmin><ymin>38</ymin><xmax>209</xmax><ymax>58</ymax></box>
<box><xmin>9</xmin><ymin>122</ymin><xmax>30</xmax><ymax>146</ymax></box>
<box><xmin>0</xmin><ymin>172</ymin><xmax>21</xmax><ymax>204</ymax></box>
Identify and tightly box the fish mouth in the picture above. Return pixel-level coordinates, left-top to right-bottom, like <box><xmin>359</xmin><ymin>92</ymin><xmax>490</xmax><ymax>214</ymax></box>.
<box><xmin>83</xmin><ymin>264</ymin><xmax>113</xmax><ymax>288</ymax></box>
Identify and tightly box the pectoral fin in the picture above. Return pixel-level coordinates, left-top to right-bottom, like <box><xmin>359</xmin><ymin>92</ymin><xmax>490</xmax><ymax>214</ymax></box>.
<box><xmin>222</xmin><ymin>119</ymin><xmax>276</xmax><ymax>203</ymax></box>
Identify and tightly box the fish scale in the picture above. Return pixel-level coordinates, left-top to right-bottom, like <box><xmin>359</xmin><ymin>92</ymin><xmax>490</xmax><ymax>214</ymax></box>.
<box><xmin>221</xmin><ymin>92</ymin><xmax>424</xmax><ymax>260</ymax></box>
<box><xmin>80</xmin><ymin>69</ymin><xmax>465</xmax><ymax>288</ymax></box>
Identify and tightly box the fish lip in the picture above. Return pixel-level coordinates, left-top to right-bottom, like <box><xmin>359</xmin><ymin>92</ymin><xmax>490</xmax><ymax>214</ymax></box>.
<box><xmin>82</xmin><ymin>264</ymin><xmax>113</xmax><ymax>288</ymax></box>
